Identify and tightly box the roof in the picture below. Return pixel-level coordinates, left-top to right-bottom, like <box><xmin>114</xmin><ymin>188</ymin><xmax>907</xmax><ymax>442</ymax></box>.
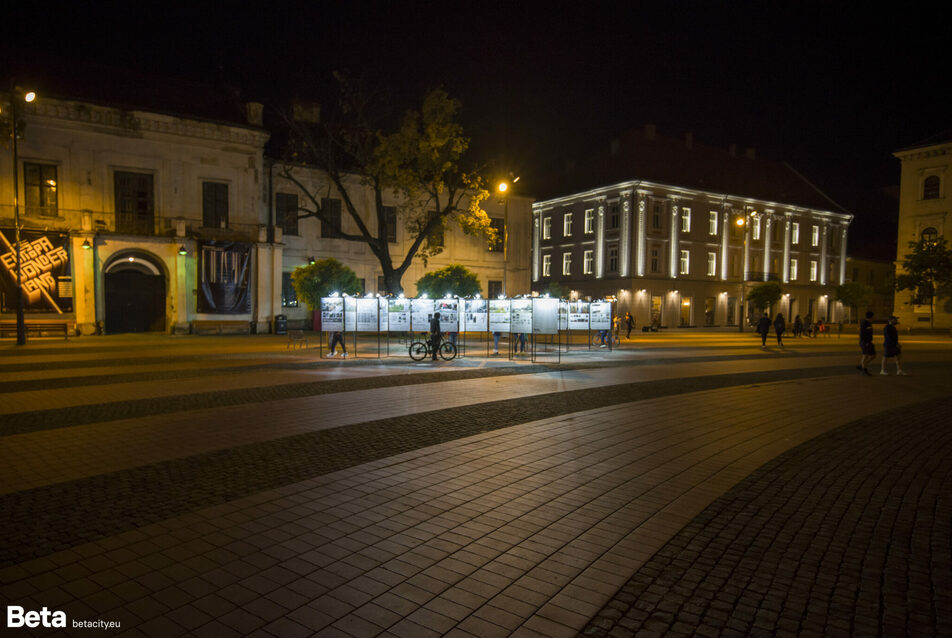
<box><xmin>894</xmin><ymin>130</ymin><xmax>952</xmax><ymax>155</ymax></box>
<box><xmin>538</xmin><ymin>127</ymin><xmax>849</xmax><ymax>214</ymax></box>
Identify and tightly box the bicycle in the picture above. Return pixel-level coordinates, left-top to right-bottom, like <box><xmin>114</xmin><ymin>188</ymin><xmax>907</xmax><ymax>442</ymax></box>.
<box><xmin>409</xmin><ymin>332</ymin><xmax>457</xmax><ymax>361</ymax></box>
<box><xmin>592</xmin><ymin>331</ymin><xmax>620</xmax><ymax>347</ymax></box>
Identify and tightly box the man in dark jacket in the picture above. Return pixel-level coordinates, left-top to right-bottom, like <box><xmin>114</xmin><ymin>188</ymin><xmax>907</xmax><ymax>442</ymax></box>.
<box><xmin>880</xmin><ymin>316</ymin><xmax>908</xmax><ymax>375</ymax></box>
<box><xmin>857</xmin><ymin>311</ymin><xmax>875</xmax><ymax>375</ymax></box>
<box><xmin>429</xmin><ymin>312</ymin><xmax>442</xmax><ymax>361</ymax></box>
<box><xmin>757</xmin><ymin>312</ymin><xmax>772</xmax><ymax>348</ymax></box>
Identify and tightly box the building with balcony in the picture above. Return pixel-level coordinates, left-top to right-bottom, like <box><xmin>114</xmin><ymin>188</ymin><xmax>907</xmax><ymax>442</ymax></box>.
<box><xmin>531</xmin><ymin>127</ymin><xmax>854</xmax><ymax>328</ymax></box>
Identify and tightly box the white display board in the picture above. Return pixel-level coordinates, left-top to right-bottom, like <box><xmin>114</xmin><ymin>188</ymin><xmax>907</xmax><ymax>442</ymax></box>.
<box><xmin>378</xmin><ymin>298</ymin><xmax>389</xmax><ymax>331</ymax></box>
<box><xmin>568</xmin><ymin>301</ymin><xmax>590</xmax><ymax>330</ymax></box>
<box><xmin>488</xmin><ymin>299</ymin><xmax>511</xmax><ymax>333</ymax></box>
<box><xmin>435</xmin><ymin>299</ymin><xmax>459</xmax><ymax>332</ymax></box>
<box><xmin>559</xmin><ymin>300</ymin><xmax>568</xmax><ymax>330</ymax></box>
<box><xmin>532</xmin><ymin>298</ymin><xmax>559</xmax><ymax>335</ymax></box>
<box><xmin>388</xmin><ymin>298</ymin><xmax>411</xmax><ymax>331</ymax></box>
<box><xmin>590</xmin><ymin>301</ymin><xmax>612</xmax><ymax>330</ymax></box>
<box><xmin>356</xmin><ymin>298</ymin><xmax>378</xmax><ymax>332</ymax></box>
<box><xmin>321</xmin><ymin>297</ymin><xmax>344</xmax><ymax>332</ymax></box>
<box><xmin>510</xmin><ymin>299</ymin><xmax>532</xmax><ymax>334</ymax></box>
<box><xmin>344</xmin><ymin>296</ymin><xmax>357</xmax><ymax>331</ymax></box>
<box><xmin>411</xmin><ymin>298</ymin><xmax>435</xmax><ymax>331</ymax></box>
<box><xmin>462</xmin><ymin>299</ymin><xmax>488</xmax><ymax>332</ymax></box>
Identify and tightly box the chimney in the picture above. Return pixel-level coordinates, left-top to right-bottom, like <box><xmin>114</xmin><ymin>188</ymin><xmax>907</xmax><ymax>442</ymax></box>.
<box><xmin>645</xmin><ymin>124</ymin><xmax>656</xmax><ymax>140</ymax></box>
<box><xmin>685</xmin><ymin>132</ymin><xmax>693</xmax><ymax>149</ymax></box>
<box><xmin>245</xmin><ymin>102</ymin><xmax>264</xmax><ymax>127</ymax></box>
<box><xmin>729</xmin><ymin>143</ymin><xmax>737</xmax><ymax>157</ymax></box>
<box><xmin>745</xmin><ymin>147</ymin><xmax>756</xmax><ymax>160</ymax></box>
<box><xmin>610</xmin><ymin>139</ymin><xmax>620</xmax><ymax>156</ymax></box>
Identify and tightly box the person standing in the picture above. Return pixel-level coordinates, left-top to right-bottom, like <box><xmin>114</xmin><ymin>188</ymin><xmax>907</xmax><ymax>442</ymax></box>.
<box><xmin>757</xmin><ymin>312</ymin><xmax>772</xmax><ymax>349</ymax></box>
<box><xmin>793</xmin><ymin>314</ymin><xmax>803</xmax><ymax>338</ymax></box>
<box><xmin>773</xmin><ymin>313</ymin><xmax>786</xmax><ymax>349</ymax></box>
<box><xmin>429</xmin><ymin>312</ymin><xmax>442</xmax><ymax>361</ymax></box>
<box><xmin>857</xmin><ymin>311</ymin><xmax>875</xmax><ymax>376</ymax></box>
<box><xmin>880</xmin><ymin>316</ymin><xmax>909</xmax><ymax>375</ymax></box>
<box><xmin>625</xmin><ymin>312</ymin><xmax>634</xmax><ymax>338</ymax></box>
<box><xmin>804</xmin><ymin>314</ymin><xmax>813</xmax><ymax>337</ymax></box>
<box><xmin>328</xmin><ymin>331</ymin><xmax>347</xmax><ymax>358</ymax></box>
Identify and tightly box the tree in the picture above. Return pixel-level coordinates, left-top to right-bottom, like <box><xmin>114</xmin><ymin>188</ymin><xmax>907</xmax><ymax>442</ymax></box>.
<box><xmin>290</xmin><ymin>258</ymin><xmax>362</xmax><ymax>310</ymax></box>
<box><xmin>747</xmin><ymin>282</ymin><xmax>783</xmax><ymax>312</ymax></box>
<box><xmin>279</xmin><ymin>77</ymin><xmax>496</xmax><ymax>295</ymax></box>
<box><xmin>538</xmin><ymin>282</ymin><xmax>570</xmax><ymax>299</ymax></box>
<box><xmin>895</xmin><ymin>236</ymin><xmax>952</xmax><ymax>328</ymax></box>
<box><xmin>834</xmin><ymin>281</ymin><xmax>874</xmax><ymax>323</ymax></box>
<box><xmin>415</xmin><ymin>264</ymin><xmax>481</xmax><ymax>298</ymax></box>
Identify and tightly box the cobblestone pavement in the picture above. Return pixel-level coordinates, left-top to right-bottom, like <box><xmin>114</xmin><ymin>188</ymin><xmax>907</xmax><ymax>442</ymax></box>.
<box><xmin>1</xmin><ymin>333</ymin><xmax>950</xmax><ymax>637</ymax></box>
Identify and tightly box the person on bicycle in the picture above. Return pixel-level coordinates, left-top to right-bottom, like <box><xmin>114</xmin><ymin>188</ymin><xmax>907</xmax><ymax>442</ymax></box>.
<box><xmin>429</xmin><ymin>312</ymin><xmax>442</xmax><ymax>361</ymax></box>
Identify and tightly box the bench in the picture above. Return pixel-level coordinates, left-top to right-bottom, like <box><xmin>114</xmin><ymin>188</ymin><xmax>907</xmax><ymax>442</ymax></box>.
<box><xmin>0</xmin><ymin>320</ymin><xmax>71</xmax><ymax>340</ymax></box>
<box><xmin>191</xmin><ymin>320</ymin><xmax>251</xmax><ymax>335</ymax></box>
<box><xmin>287</xmin><ymin>330</ymin><xmax>308</xmax><ymax>349</ymax></box>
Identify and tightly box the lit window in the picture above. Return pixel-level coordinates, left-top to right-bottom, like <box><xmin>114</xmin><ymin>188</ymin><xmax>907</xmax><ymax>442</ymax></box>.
<box><xmin>542</xmin><ymin>254</ymin><xmax>551</xmax><ymax>277</ymax></box>
<box><xmin>562</xmin><ymin>252</ymin><xmax>572</xmax><ymax>276</ymax></box>
<box><xmin>752</xmin><ymin>217</ymin><xmax>761</xmax><ymax>240</ymax></box>
<box><xmin>542</xmin><ymin>217</ymin><xmax>551</xmax><ymax>240</ymax></box>
<box><xmin>809</xmin><ymin>260</ymin><xmax>817</xmax><ymax>282</ymax></box>
<box><xmin>792</xmin><ymin>222</ymin><xmax>800</xmax><ymax>244</ymax></box>
<box><xmin>921</xmin><ymin>227</ymin><xmax>938</xmax><ymax>243</ymax></box>
<box><xmin>563</xmin><ymin>213</ymin><xmax>573</xmax><ymax>237</ymax></box>
<box><xmin>681</xmin><ymin>207</ymin><xmax>691</xmax><ymax>233</ymax></box>
<box><xmin>790</xmin><ymin>258</ymin><xmax>798</xmax><ymax>281</ymax></box>
<box><xmin>583</xmin><ymin>249</ymin><xmax>593</xmax><ymax>274</ymax></box>
<box><xmin>707</xmin><ymin>252</ymin><xmax>716</xmax><ymax>276</ymax></box>
<box><xmin>24</xmin><ymin>163</ymin><xmax>59</xmax><ymax>217</ymax></box>
<box><xmin>584</xmin><ymin>209</ymin><xmax>594</xmax><ymax>234</ymax></box>
<box><xmin>709</xmin><ymin>211</ymin><xmax>718</xmax><ymax>235</ymax></box>
<box><xmin>923</xmin><ymin>175</ymin><xmax>940</xmax><ymax>200</ymax></box>
<box><xmin>680</xmin><ymin>249</ymin><xmax>690</xmax><ymax>275</ymax></box>
<box><xmin>811</xmin><ymin>225</ymin><xmax>819</xmax><ymax>247</ymax></box>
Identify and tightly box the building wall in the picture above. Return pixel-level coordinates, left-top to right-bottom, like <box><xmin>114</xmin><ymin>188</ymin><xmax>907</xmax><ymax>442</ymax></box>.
<box><xmin>892</xmin><ymin>139</ymin><xmax>951</xmax><ymax>328</ymax></box>
<box><xmin>845</xmin><ymin>257</ymin><xmax>895</xmax><ymax>322</ymax></box>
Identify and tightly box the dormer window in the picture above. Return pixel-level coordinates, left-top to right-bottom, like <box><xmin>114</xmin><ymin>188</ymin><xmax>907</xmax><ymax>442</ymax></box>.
<box><xmin>923</xmin><ymin>175</ymin><xmax>940</xmax><ymax>200</ymax></box>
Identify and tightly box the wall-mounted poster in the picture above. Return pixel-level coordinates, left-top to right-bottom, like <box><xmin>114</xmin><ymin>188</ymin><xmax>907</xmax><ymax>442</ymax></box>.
<box><xmin>197</xmin><ymin>241</ymin><xmax>251</xmax><ymax>314</ymax></box>
<box><xmin>510</xmin><ymin>299</ymin><xmax>532</xmax><ymax>333</ymax></box>
<box><xmin>488</xmin><ymin>299</ymin><xmax>511</xmax><ymax>333</ymax></box>
<box><xmin>344</xmin><ymin>296</ymin><xmax>357</xmax><ymax>331</ymax></box>
<box><xmin>0</xmin><ymin>229</ymin><xmax>72</xmax><ymax>313</ymax></box>
<box><xmin>559</xmin><ymin>300</ymin><xmax>568</xmax><ymax>330</ymax></box>
<box><xmin>388</xmin><ymin>298</ymin><xmax>411</xmax><ymax>331</ymax></box>
<box><xmin>590</xmin><ymin>301</ymin><xmax>612</xmax><ymax>330</ymax></box>
<box><xmin>436</xmin><ymin>298</ymin><xmax>459</xmax><ymax>332</ymax></box>
<box><xmin>411</xmin><ymin>298</ymin><xmax>435</xmax><ymax>331</ymax></box>
<box><xmin>378</xmin><ymin>298</ymin><xmax>389</xmax><ymax>331</ymax></box>
<box><xmin>321</xmin><ymin>297</ymin><xmax>343</xmax><ymax>331</ymax></box>
<box><xmin>356</xmin><ymin>298</ymin><xmax>378</xmax><ymax>332</ymax></box>
<box><xmin>463</xmin><ymin>299</ymin><xmax>488</xmax><ymax>332</ymax></box>
<box><xmin>532</xmin><ymin>298</ymin><xmax>559</xmax><ymax>334</ymax></box>
<box><xmin>568</xmin><ymin>301</ymin><xmax>590</xmax><ymax>330</ymax></box>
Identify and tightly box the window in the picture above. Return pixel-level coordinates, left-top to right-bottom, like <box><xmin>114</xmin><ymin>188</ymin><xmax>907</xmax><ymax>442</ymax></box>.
<box><xmin>281</xmin><ymin>272</ymin><xmax>298</xmax><ymax>307</ymax></box>
<box><xmin>809</xmin><ymin>260</ymin><xmax>817</xmax><ymax>282</ymax></box>
<box><xmin>921</xmin><ymin>227</ymin><xmax>938</xmax><ymax>243</ymax></box>
<box><xmin>650</xmin><ymin>246</ymin><xmax>660</xmax><ymax>273</ymax></box>
<box><xmin>542</xmin><ymin>216</ymin><xmax>551</xmax><ymax>240</ymax></box>
<box><xmin>679</xmin><ymin>249</ymin><xmax>690</xmax><ymax>275</ymax></box>
<box><xmin>377</xmin><ymin>276</ymin><xmax>386</xmax><ymax>293</ymax></box>
<box><xmin>790</xmin><ymin>258</ymin><xmax>798</xmax><ymax>281</ymax></box>
<box><xmin>681</xmin><ymin>207</ymin><xmax>691</xmax><ymax>233</ymax></box>
<box><xmin>563</xmin><ymin>213</ymin><xmax>573</xmax><ymax>237</ymax></box>
<box><xmin>583</xmin><ymin>249</ymin><xmax>593</xmax><ymax>274</ymax></box>
<box><xmin>202</xmin><ymin>182</ymin><xmax>228</xmax><ymax>228</ymax></box>
<box><xmin>608</xmin><ymin>245</ymin><xmax>618</xmax><ymax>272</ymax></box>
<box><xmin>811</xmin><ymin>225</ymin><xmax>820</xmax><ymax>247</ymax></box>
<box><xmin>24</xmin><ymin>163</ymin><xmax>58</xmax><ymax>217</ymax></box>
<box><xmin>321</xmin><ymin>197</ymin><xmax>342</xmax><ymax>238</ymax></box>
<box><xmin>488</xmin><ymin>280</ymin><xmax>503</xmax><ymax>299</ymax></box>
<box><xmin>652</xmin><ymin>203</ymin><xmax>662</xmax><ymax>230</ymax></box>
<box><xmin>752</xmin><ymin>217</ymin><xmax>761</xmax><ymax>240</ymax></box>
<box><xmin>115</xmin><ymin>171</ymin><xmax>154</xmax><ymax>235</ymax></box>
<box><xmin>275</xmin><ymin>192</ymin><xmax>298</xmax><ymax>236</ymax></box>
<box><xmin>488</xmin><ymin>217</ymin><xmax>504</xmax><ymax>251</ymax></box>
<box><xmin>792</xmin><ymin>222</ymin><xmax>800</xmax><ymax>244</ymax></box>
<box><xmin>709</xmin><ymin>211</ymin><xmax>718</xmax><ymax>236</ymax></box>
<box><xmin>542</xmin><ymin>254</ymin><xmax>551</xmax><ymax>277</ymax></box>
<box><xmin>584</xmin><ymin>209</ymin><xmax>594</xmax><ymax>234</ymax></box>
<box><xmin>562</xmin><ymin>252</ymin><xmax>572</xmax><ymax>276</ymax></box>
<box><xmin>707</xmin><ymin>252</ymin><xmax>717</xmax><ymax>276</ymax></box>
<box><xmin>923</xmin><ymin>175</ymin><xmax>940</xmax><ymax>200</ymax></box>
<box><xmin>381</xmin><ymin>206</ymin><xmax>397</xmax><ymax>243</ymax></box>
<box><xmin>610</xmin><ymin>205</ymin><xmax>619</xmax><ymax>229</ymax></box>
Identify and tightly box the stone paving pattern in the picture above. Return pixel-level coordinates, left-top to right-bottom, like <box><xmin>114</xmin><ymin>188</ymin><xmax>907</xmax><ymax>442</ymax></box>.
<box><xmin>1</xmin><ymin>333</ymin><xmax>950</xmax><ymax>637</ymax></box>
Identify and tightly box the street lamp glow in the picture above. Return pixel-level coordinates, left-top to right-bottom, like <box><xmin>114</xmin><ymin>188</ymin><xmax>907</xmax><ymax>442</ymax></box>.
<box><xmin>497</xmin><ymin>181</ymin><xmax>508</xmax><ymax>194</ymax></box>
<box><xmin>24</xmin><ymin>91</ymin><xmax>36</xmax><ymax>103</ymax></box>
<box><xmin>735</xmin><ymin>217</ymin><xmax>745</xmax><ymax>226</ymax></box>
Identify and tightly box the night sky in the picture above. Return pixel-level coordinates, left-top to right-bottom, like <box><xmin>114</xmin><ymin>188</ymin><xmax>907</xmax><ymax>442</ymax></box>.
<box><xmin>4</xmin><ymin>2</ymin><xmax>946</xmax><ymax>259</ymax></box>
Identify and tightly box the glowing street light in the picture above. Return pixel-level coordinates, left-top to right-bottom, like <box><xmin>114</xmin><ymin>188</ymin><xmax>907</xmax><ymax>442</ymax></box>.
<box><xmin>8</xmin><ymin>86</ymin><xmax>38</xmax><ymax>345</ymax></box>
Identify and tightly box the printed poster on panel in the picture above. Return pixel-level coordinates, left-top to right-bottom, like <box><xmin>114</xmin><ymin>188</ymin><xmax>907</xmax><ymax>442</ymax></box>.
<box><xmin>320</xmin><ymin>297</ymin><xmax>343</xmax><ymax>332</ymax></box>
<box><xmin>410</xmin><ymin>298</ymin><xmax>434</xmax><ymax>331</ymax></box>
<box><xmin>568</xmin><ymin>301</ymin><xmax>590</xmax><ymax>330</ymax></box>
<box><xmin>590</xmin><ymin>301</ymin><xmax>612</xmax><ymax>330</ymax></box>
<box><xmin>0</xmin><ymin>229</ymin><xmax>73</xmax><ymax>313</ymax></box>
<box><xmin>388</xmin><ymin>298</ymin><xmax>411</xmax><ymax>331</ymax></box>
<box><xmin>488</xmin><ymin>299</ymin><xmax>511</xmax><ymax>333</ymax></box>
<box><xmin>463</xmin><ymin>299</ymin><xmax>488</xmax><ymax>332</ymax></box>
<box><xmin>559</xmin><ymin>300</ymin><xmax>568</xmax><ymax>330</ymax></box>
<box><xmin>532</xmin><ymin>298</ymin><xmax>559</xmax><ymax>335</ymax></box>
<box><xmin>436</xmin><ymin>298</ymin><xmax>459</xmax><ymax>332</ymax></box>
<box><xmin>378</xmin><ymin>298</ymin><xmax>389</xmax><ymax>331</ymax></box>
<box><xmin>510</xmin><ymin>299</ymin><xmax>532</xmax><ymax>333</ymax></box>
<box><xmin>356</xmin><ymin>298</ymin><xmax>378</xmax><ymax>332</ymax></box>
<box><xmin>343</xmin><ymin>296</ymin><xmax>357</xmax><ymax>331</ymax></box>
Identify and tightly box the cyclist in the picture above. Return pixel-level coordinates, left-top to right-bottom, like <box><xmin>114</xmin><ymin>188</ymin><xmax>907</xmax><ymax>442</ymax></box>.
<box><xmin>429</xmin><ymin>312</ymin><xmax>442</xmax><ymax>361</ymax></box>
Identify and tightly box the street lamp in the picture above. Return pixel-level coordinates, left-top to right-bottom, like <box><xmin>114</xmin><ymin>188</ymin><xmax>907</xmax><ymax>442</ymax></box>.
<box><xmin>496</xmin><ymin>175</ymin><xmax>519</xmax><ymax>296</ymax></box>
<box><xmin>735</xmin><ymin>213</ymin><xmax>750</xmax><ymax>332</ymax></box>
<box><xmin>6</xmin><ymin>87</ymin><xmax>37</xmax><ymax>345</ymax></box>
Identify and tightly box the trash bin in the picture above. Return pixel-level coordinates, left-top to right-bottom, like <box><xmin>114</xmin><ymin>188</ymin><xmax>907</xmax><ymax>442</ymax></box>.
<box><xmin>274</xmin><ymin>314</ymin><xmax>288</xmax><ymax>335</ymax></box>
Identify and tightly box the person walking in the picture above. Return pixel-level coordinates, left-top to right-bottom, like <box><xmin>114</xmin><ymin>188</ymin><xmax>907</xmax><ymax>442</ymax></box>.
<box><xmin>804</xmin><ymin>314</ymin><xmax>813</xmax><ymax>337</ymax></box>
<box><xmin>757</xmin><ymin>311</ymin><xmax>772</xmax><ymax>349</ymax></box>
<box><xmin>773</xmin><ymin>312</ymin><xmax>786</xmax><ymax>349</ymax></box>
<box><xmin>429</xmin><ymin>312</ymin><xmax>442</xmax><ymax>361</ymax></box>
<box><xmin>857</xmin><ymin>310</ymin><xmax>875</xmax><ymax>376</ymax></box>
<box><xmin>880</xmin><ymin>316</ymin><xmax>908</xmax><ymax>375</ymax></box>
<box><xmin>793</xmin><ymin>314</ymin><xmax>803</xmax><ymax>338</ymax></box>
<box><xmin>625</xmin><ymin>312</ymin><xmax>634</xmax><ymax>338</ymax></box>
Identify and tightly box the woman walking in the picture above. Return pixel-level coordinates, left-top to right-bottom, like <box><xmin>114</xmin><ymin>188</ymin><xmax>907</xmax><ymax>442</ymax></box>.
<box><xmin>773</xmin><ymin>313</ymin><xmax>786</xmax><ymax>349</ymax></box>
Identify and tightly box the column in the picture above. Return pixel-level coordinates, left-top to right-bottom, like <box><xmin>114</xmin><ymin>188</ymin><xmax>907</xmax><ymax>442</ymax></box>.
<box><xmin>720</xmin><ymin>205</ymin><xmax>730</xmax><ymax>281</ymax></box>
<box><xmin>595</xmin><ymin>200</ymin><xmax>606</xmax><ymax>279</ymax></box>
<box><xmin>782</xmin><ymin>213</ymin><xmax>792</xmax><ymax>283</ymax></box>
<box><xmin>619</xmin><ymin>192</ymin><xmax>631</xmax><ymax>278</ymax></box>
<box><xmin>531</xmin><ymin>212</ymin><xmax>541</xmax><ymax>282</ymax></box>
<box><xmin>669</xmin><ymin>198</ymin><xmax>679</xmax><ymax>279</ymax></box>
<box><xmin>819</xmin><ymin>222</ymin><xmax>829</xmax><ymax>286</ymax></box>
<box><xmin>763</xmin><ymin>213</ymin><xmax>773</xmax><ymax>281</ymax></box>
<box><xmin>838</xmin><ymin>223</ymin><xmax>848</xmax><ymax>285</ymax></box>
<box><xmin>636</xmin><ymin>192</ymin><xmax>647</xmax><ymax>277</ymax></box>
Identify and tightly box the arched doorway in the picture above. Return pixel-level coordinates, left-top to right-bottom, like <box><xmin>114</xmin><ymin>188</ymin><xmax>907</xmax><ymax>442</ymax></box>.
<box><xmin>103</xmin><ymin>252</ymin><xmax>167</xmax><ymax>333</ymax></box>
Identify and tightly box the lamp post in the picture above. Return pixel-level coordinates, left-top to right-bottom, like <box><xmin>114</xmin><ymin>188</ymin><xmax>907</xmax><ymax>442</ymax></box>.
<box><xmin>7</xmin><ymin>87</ymin><xmax>36</xmax><ymax>345</ymax></box>
<box><xmin>496</xmin><ymin>175</ymin><xmax>519</xmax><ymax>296</ymax></box>
<box><xmin>735</xmin><ymin>212</ymin><xmax>749</xmax><ymax>332</ymax></box>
